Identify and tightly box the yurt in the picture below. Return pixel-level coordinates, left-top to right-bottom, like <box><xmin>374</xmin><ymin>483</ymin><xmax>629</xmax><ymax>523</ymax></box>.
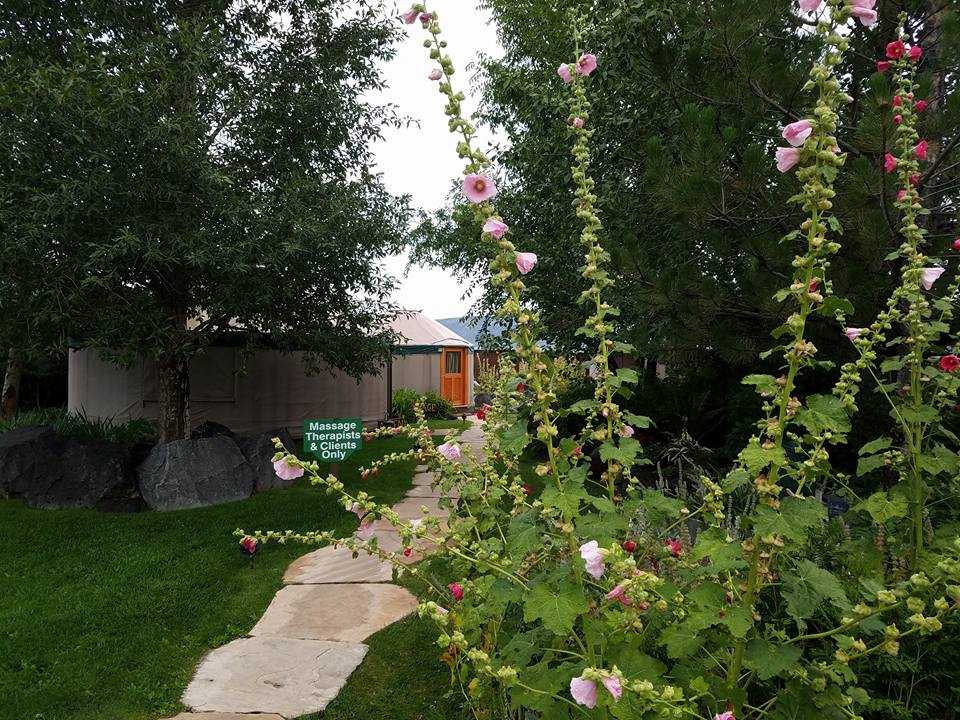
<box><xmin>66</xmin><ymin>312</ymin><xmax>473</xmax><ymax>434</ymax></box>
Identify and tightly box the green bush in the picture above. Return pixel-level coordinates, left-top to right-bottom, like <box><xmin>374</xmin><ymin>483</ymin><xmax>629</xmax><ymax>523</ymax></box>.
<box><xmin>0</xmin><ymin>408</ymin><xmax>156</xmax><ymax>446</ymax></box>
<box><xmin>391</xmin><ymin>389</ymin><xmax>454</xmax><ymax>422</ymax></box>
<box><xmin>391</xmin><ymin>387</ymin><xmax>420</xmax><ymax>422</ymax></box>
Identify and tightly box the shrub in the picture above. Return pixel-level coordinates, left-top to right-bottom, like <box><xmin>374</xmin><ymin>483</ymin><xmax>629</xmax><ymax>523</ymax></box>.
<box><xmin>391</xmin><ymin>387</ymin><xmax>420</xmax><ymax>422</ymax></box>
<box><xmin>0</xmin><ymin>407</ymin><xmax>156</xmax><ymax>446</ymax></box>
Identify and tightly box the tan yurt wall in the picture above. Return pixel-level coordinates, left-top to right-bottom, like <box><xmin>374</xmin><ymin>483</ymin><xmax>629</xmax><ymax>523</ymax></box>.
<box><xmin>68</xmin><ymin>349</ymin><xmax>148</xmax><ymax>420</ymax></box>
<box><xmin>392</xmin><ymin>352</ymin><xmax>441</xmax><ymax>395</ymax></box>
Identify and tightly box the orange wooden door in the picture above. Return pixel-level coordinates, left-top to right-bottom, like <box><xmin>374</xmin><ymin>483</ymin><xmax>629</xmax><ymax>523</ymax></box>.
<box><xmin>440</xmin><ymin>348</ymin><xmax>466</xmax><ymax>406</ymax></box>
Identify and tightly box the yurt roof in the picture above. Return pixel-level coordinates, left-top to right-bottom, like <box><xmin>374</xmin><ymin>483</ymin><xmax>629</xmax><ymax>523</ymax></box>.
<box><xmin>390</xmin><ymin>312</ymin><xmax>472</xmax><ymax>355</ymax></box>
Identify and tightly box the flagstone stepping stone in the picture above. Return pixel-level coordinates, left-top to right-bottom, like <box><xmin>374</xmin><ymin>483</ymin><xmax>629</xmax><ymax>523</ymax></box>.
<box><xmin>250</xmin><ymin>584</ymin><xmax>417</xmax><ymax>643</ymax></box>
<box><xmin>405</xmin><ymin>484</ymin><xmax>458</xmax><ymax>500</ymax></box>
<box><xmin>284</xmin><ymin>545</ymin><xmax>395</xmax><ymax>584</ymax></box>
<box><xmin>391</xmin><ymin>496</ymin><xmax>450</xmax><ymax>521</ymax></box>
<box><xmin>181</xmin><ymin>636</ymin><xmax>367</xmax><ymax>717</ymax></box>
<box><xmin>165</xmin><ymin>713</ymin><xmax>285</xmax><ymax>720</ymax></box>
<box><xmin>412</xmin><ymin>472</ymin><xmax>436</xmax><ymax>486</ymax></box>
<box><xmin>415</xmin><ymin>464</ymin><xmax>428</xmax><ymax>471</ymax></box>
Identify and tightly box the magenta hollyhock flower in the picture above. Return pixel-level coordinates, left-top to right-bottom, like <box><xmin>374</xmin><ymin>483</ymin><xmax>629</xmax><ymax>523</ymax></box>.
<box><xmin>576</xmin><ymin>53</ymin><xmax>597</xmax><ymax>76</ymax></box>
<box><xmin>884</xmin><ymin>153</ymin><xmax>897</xmax><ymax>173</ymax></box>
<box><xmin>570</xmin><ymin>677</ymin><xmax>598</xmax><ymax>708</ymax></box>
<box><xmin>419</xmin><ymin>11</ymin><xmax>433</xmax><ymax>24</ymax></box>
<box><xmin>921</xmin><ymin>266</ymin><xmax>946</xmax><ymax>290</ymax></box>
<box><xmin>896</xmin><ymin>190</ymin><xmax>908</xmax><ymax>202</ymax></box>
<box><xmin>482</xmin><ymin>218</ymin><xmax>509</xmax><ymax>239</ymax></box>
<box><xmin>715</xmin><ymin>713</ymin><xmax>736</xmax><ymax>720</ymax></box>
<box><xmin>845</xmin><ymin>327</ymin><xmax>864</xmax><ymax>341</ymax></box>
<box><xmin>877</xmin><ymin>61</ymin><xmax>890</xmax><ymax>73</ymax></box>
<box><xmin>516</xmin><ymin>252</ymin><xmax>538</xmax><ymax>275</ymax></box>
<box><xmin>438</xmin><ymin>442</ymin><xmax>462</xmax><ymax>461</ymax></box>
<box><xmin>908</xmin><ymin>45</ymin><xmax>922</xmax><ymax>61</ymax></box>
<box><xmin>605</xmin><ymin>585</ymin><xmax>633</xmax><ymax>607</ymax></box>
<box><xmin>666</xmin><ymin>539</ymin><xmax>683</xmax><ymax>558</ymax></box>
<box><xmin>449</xmin><ymin>582</ymin><xmax>464</xmax><ymax>601</ymax></box>
<box><xmin>463</xmin><ymin>174</ymin><xmax>496</xmax><ymax>203</ymax></box>
<box><xmin>953</xmin><ymin>238</ymin><xmax>960</xmax><ymax>251</ymax></box>
<box><xmin>915</xmin><ymin>140</ymin><xmax>929</xmax><ymax>160</ymax></box>
<box><xmin>401</xmin><ymin>7</ymin><xmax>418</xmax><ymax>24</ymax></box>
<box><xmin>775</xmin><ymin>147</ymin><xmax>801</xmax><ymax>173</ymax></box>
<box><xmin>602</xmin><ymin>676</ymin><xmax>622</xmax><ymax>702</ymax></box>
<box><xmin>894</xmin><ymin>115</ymin><xmax>903</xmax><ymax>124</ymax></box>
<box><xmin>782</xmin><ymin>119</ymin><xmax>813</xmax><ymax>147</ymax></box>
<box><xmin>557</xmin><ymin>62</ymin><xmax>573</xmax><ymax>83</ymax></box>
<box><xmin>428</xmin><ymin>69</ymin><xmax>442</xmax><ymax>81</ymax></box>
<box><xmin>798</xmin><ymin>0</ymin><xmax>821</xmax><ymax>11</ymax></box>
<box><xmin>240</xmin><ymin>536</ymin><xmax>258</xmax><ymax>555</ymax></box>
<box><xmin>892</xmin><ymin>95</ymin><xmax>902</xmax><ymax>107</ymax></box>
<box><xmin>622</xmin><ymin>425</ymin><xmax>635</xmax><ymax>438</ymax></box>
<box><xmin>573</xmin><ymin>117</ymin><xmax>584</xmax><ymax>128</ymax></box>
<box><xmin>915</xmin><ymin>99</ymin><xmax>928</xmax><ymax>112</ymax></box>
<box><xmin>939</xmin><ymin>355</ymin><xmax>960</xmax><ymax>372</ymax></box>
<box><xmin>273</xmin><ymin>458</ymin><xmax>304</xmax><ymax>481</ymax></box>
<box><xmin>886</xmin><ymin>40</ymin><xmax>906</xmax><ymax>59</ymax></box>
<box><xmin>579</xmin><ymin>540</ymin><xmax>606</xmax><ymax>579</ymax></box>
<box><xmin>909</xmin><ymin>173</ymin><xmax>920</xmax><ymax>186</ymax></box>
<box><xmin>356</xmin><ymin>516</ymin><xmax>377</xmax><ymax>540</ymax></box>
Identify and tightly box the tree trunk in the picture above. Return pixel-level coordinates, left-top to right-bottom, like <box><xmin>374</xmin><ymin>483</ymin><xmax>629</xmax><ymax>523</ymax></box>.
<box><xmin>158</xmin><ymin>351</ymin><xmax>190</xmax><ymax>443</ymax></box>
<box><xmin>1</xmin><ymin>348</ymin><xmax>22</xmax><ymax>419</ymax></box>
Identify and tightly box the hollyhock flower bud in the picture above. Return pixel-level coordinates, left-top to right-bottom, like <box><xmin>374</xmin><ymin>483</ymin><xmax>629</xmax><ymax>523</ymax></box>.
<box><xmin>403</xmin><ymin>547</ymin><xmax>413</xmax><ymax>557</ymax></box>
<box><xmin>808</xmin><ymin>278</ymin><xmax>819</xmax><ymax>292</ymax></box>
<box><xmin>579</xmin><ymin>540</ymin><xmax>606</xmax><ymax>579</ymax></box>
<box><xmin>240</xmin><ymin>536</ymin><xmax>258</xmax><ymax>555</ymax></box>
<box><xmin>915</xmin><ymin>99</ymin><xmax>928</xmax><ymax>112</ymax></box>
<box><xmin>576</xmin><ymin>53</ymin><xmax>597</xmax><ymax>76</ymax></box>
<box><xmin>516</xmin><ymin>252</ymin><xmax>538</xmax><ymax>275</ymax></box>
<box><xmin>884</xmin><ymin>153</ymin><xmax>897</xmax><ymax>173</ymax></box>
<box><xmin>438</xmin><ymin>442</ymin><xmax>462</xmax><ymax>461</ymax></box>
<box><xmin>557</xmin><ymin>63</ymin><xmax>572</xmax><ymax>83</ymax></box>
<box><xmin>715</xmin><ymin>713</ymin><xmax>736</xmax><ymax>720</ymax></box>
<box><xmin>573</xmin><ymin>117</ymin><xmax>584</xmax><ymax>128</ymax></box>
<box><xmin>419</xmin><ymin>11</ymin><xmax>433</xmax><ymax>23</ymax></box>
<box><xmin>939</xmin><ymin>355</ymin><xmax>960</xmax><ymax>372</ymax></box>
<box><xmin>952</xmin><ymin>238</ymin><xmax>960</xmax><ymax>251</ymax></box>
<box><xmin>605</xmin><ymin>584</ymin><xmax>633</xmax><ymax>606</ymax></box>
<box><xmin>782</xmin><ymin>119</ymin><xmax>813</xmax><ymax>147</ymax></box>
<box><xmin>910</xmin><ymin>173</ymin><xmax>920</xmax><ymax>186</ymax></box>
<box><xmin>665</xmin><ymin>539</ymin><xmax>683</xmax><ymax>558</ymax></box>
<box><xmin>920</xmin><ymin>266</ymin><xmax>945</xmax><ymax>290</ymax></box>
<box><xmin>622</xmin><ymin>539</ymin><xmax>637</xmax><ymax>552</ymax></box>
<box><xmin>482</xmin><ymin>217</ymin><xmax>509</xmax><ymax>238</ymax></box>
<box><xmin>892</xmin><ymin>95</ymin><xmax>902</xmax><ymax>107</ymax></box>
<box><xmin>908</xmin><ymin>45</ymin><xmax>922</xmax><ymax>61</ymax></box>
<box><xmin>896</xmin><ymin>190</ymin><xmax>907</xmax><ymax>202</ymax></box>
<box><xmin>361</xmin><ymin>470</ymin><xmax>369</xmax><ymax>480</ymax></box>
<box><xmin>428</xmin><ymin>68</ymin><xmax>442</xmax><ymax>81</ymax></box>
<box><xmin>517</xmin><ymin>382</ymin><xmax>526</xmax><ymax>392</ymax></box>
<box><xmin>571</xmin><ymin>446</ymin><xmax>582</xmax><ymax>457</ymax></box>
<box><xmin>877</xmin><ymin>61</ymin><xmax>890</xmax><ymax>73</ymax></box>
<box><xmin>463</xmin><ymin>174</ymin><xmax>496</xmax><ymax>203</ymax></box>
<box><xmin>273</xmin><ymin>458</ymin><xmax>304</xmax><ymax>481</ymax></box>
<box><xmin>401</xmin><ymin>7</ymin><xmax>418</xmax><ymax>24</ymax></box>
<box><xmin>894</xmin><ymin>114</ymin><xmax>902</xmax><ymax>124</ymax></box>
<box><xmin>915</xmin><ymin>140</ymin><xmax>928</xmax><ymax>160</ymax></box>
<box><xmin>449</xmin><ymin>582</ymin><xmax>464</xmax><ymax>601</ymax></box>
<box><xmin>570</xmin><ymin>677</ymin><xmax>598</xmax><ymax>708</ymax></box>
<box><xmin>798</xmin><ymin>0</ymin><xmax>821</xmax><ymax>11</ymax></box>
<box><xmin>886</xmin><ymin>40</ymin><xmax>906</xmax><ymax>59</ymax></box>
<box><xmin>602</xmin><ymin>676</ymin><xmax>623</xmax><ymax>702</ymax></box>
<box><xmin>845</xmin><ymin>327</ymin><xmax>863</xmax><ymax>341</ymax></box>
<box><xmin>522</xmin><ymin>485</ymin><xmax>531</xmax><ymax>494</ymax></box>
<box><xmin>623</xmin><ymin>425</ymin><xmax>635</xmax><ymax>437</ymax></box>
<box><xmin>775</xmin><ymin>147</ymin><xmax>801</xmax><ymax>172</ymax></box>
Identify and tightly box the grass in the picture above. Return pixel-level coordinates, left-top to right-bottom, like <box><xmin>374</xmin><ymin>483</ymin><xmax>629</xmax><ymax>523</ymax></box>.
<box><xmin>0</xmin><ymin>429</ymin><xmax>438</xmax><ymax>720</ymax></box>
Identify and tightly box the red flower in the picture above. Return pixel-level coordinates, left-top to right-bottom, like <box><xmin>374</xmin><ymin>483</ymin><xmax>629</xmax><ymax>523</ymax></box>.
<box><xmin>915</xmin><ymin>99</ymin><xmax>928</xmax><ymax>112</ymax></box>
<box><xmin>886</xmin><ymin>40</ymin><xmax>906</xmax><ymax>60</ymax></box>
<box><xmin>622</xmin><ymin>539</ymin><xmax>637</xmax><ymax>552</ymax></box>
<box><xmin>909</xmin><ymin>174</ymin><xmax>920</xmax><ymax>186</ymax></box>
<box><xmin>239</xmin><ymin>536</ymin><xmax>258</xmax><ymax>555</ymax></box>
<box><xmin>915</xmin><ymin>140</ymin><xmax>929</xmax><ymax>160</ymax></box>
<box><xmin>908</xmin><ymin>45</ymin><xmax>922</xmax><ymax>62</ymax></box>
<box><xmin>892</xmin><ymin>95</ymin><xmax>902</xmax><ymax>107</ymax></box>
<box><xmin>952</xmin><ymin>238</ymin><xmax>960</xmax><ymax>251</ymax></box>
<box><xmin>450</xmin><ymin>582</ymin><xmax>464</xmax><ymax>601</ymax></box>
<box><xmin>571</xmin><ymin>447</ymin><xmax>582</xmax><ymax>457</ymax></box>
<box><xmin>939</xmin><ymin>355</ymin><xmax>960</xmax><ymax>372</ymax></box>
<box><xmin>522</xmin><ymin>485</ymin><xmax>532</xmax><ymax>495</ymax></box>
<box><xmin>361</xmin><ymin>471</ymin><xmax>369</xmax><ymax>480</ymax></box>
<box><xmin>403</xmin><ymin>547</ymin><xmax>413</xmax><ymax>557</ymax></box>
<box><xmin>877</xmin><ymin>61</ymin><xmax>891</xmax><ymax>73</ymax></box>
<box><xmin>808</xmin><ymin>278</ymin><xmax>819</xmax><ymax>292</ymax></box>
<box><xmin>665</xmin><ymin>539</ymin><xmax>682</xmax><ymax>558</ymax></box>
<box><xmin>517</xmin><ymin>382</ymin><xmax>526</xmax><ymax>392</ymax></box>
<box><xmin>884</xmin><ymin>153</ymin><xmax>897</xmax><ymax>173</ymax></box>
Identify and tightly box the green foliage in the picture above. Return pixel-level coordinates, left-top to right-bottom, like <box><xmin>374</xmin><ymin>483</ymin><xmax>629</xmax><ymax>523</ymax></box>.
<box><xmin>0</xmin><ymin>407</ymin><xmax>155</xmax><ymax>446</ymax></box>
<box><xmin>392</xmin><ymin>387</ymin><xmax>422</xmax><ymax>421</ymax></box>
<box><xmin>392</xmin><ymin>388</ymin><xmax>454</xmax><ymax>421</ymax></box>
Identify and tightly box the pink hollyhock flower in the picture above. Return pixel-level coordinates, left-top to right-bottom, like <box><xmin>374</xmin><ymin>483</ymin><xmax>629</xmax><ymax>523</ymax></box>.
<box><xmin>850</xmin><ymin>4</ymin><xmax>877</xmax><ymax>25</ymax></box>
<box><xmin>463</xmin><ymin>174</ymin><xmax>496</xmax><ymax>203</ymax></box>
<box><xmin>886</xmin><ymin>40</ymin><xmax>907</xmax><ymax>59</ymax></box>
<box><xmin>576</xmin><ymin>53</ymin><xmax>597</xmax><ymax>76</ymax></box>
<box><xmin>798</xmin><ymin>0</ymin><xmax>821</xmax><ymax>11</ymax></box>
<box><xmin>570</xmin><ymin>677</ymin><xmax>598</xmax><ymax>708</ymax></box>
<box><xmin>605</xmin><ymin>585</ymin><xmax>633</xmax><ymax>607</ymax></box>
<box><xmin>602</xmin><ymin>676</ymin><xmax>623</xmax><ymax>702</ymax></box>
<box><xmin>915</xmin><ymin>140</ymin><xmax>928</xmax><ymax>160</ymax></box>
<box><xmin>808</xmin><ymin>278</ymin><xmax>819</xmax><ymax>292</ymax></box>
<box><xmin>450</xmin><ymin>582</ymin><xmax>464</xmax><ymax>601</ymax></box>
<box><xmin>939</xmin><ymin>355</ymin><xmax>960</xmax><ymax>372</ymax></box>
<box><xmin>892</xmin><ymin>95</ymin><xmax>902</xmax><ymax>107</ymax></box>
<box><xmin>909</xmin><ymin>173</ymin><xmax>920</xmax><ymax>186</ymax></box>
<box><xmin>349</xmin><ymin>501</ymin><xmax>365</xmax><ymax>518</ymax></box>
<box><xmin>623</xmin><ymin>425</ymin><xmax>635</xmax><ymax>438</ymax></box>
<box><xmin>579</xmin><ymin>540</ymin><xmax>606</xmax><ymax>579</ymax></box>
<box><xmin>410</xmin><ymin>518</ymin><xmax>423</xmax><ymax>532</ymax></box>
<box><xmin>438</xmin><ymin>442</ymin><xmax>461</xmax><ymax>461</ymax></box>
<box><xmin>915</xmin><ymin>99</ymin><xmax>928</xmax><ymax>112</ymax></box>
<box><xmin>401</xmin><ymin>7</ymin><xmax>418</xmax><ymax>24</ymax></box>
<box><xmin>908</xmin><ymin>45</ymin><xmax>922</xmax><ymax>61</ymax></box>
<box><xmin>428</xmin><ymin>69</ymin><xmax>442</xmax><ymax>81</ymax></box>
<box><xmin>894</xmin><ymin>115</ymin><xmax>903</xmax><ymax>124</ymax></box>
<box><xmin>782</xmin><ymin>119</ymin><xmax>813</xmax><ymax>147</ymax></box>
<box><xmin>273</xmin><ymin>458</ymin><xmax>304</xmax><ymax>481</ymax></box>
<box><xmin>884</xmin><ymin>153</ymin><xmax>897</xmax><ymax>173</ymax></box>
<box><xmin>557</xmin><ymin>63</ymin><xmax>572</xmax><ymax>83</ymax></box>
<box><xmin>516</xmin><ymin>252</ymin><xmax>538</xmax><ymax>275</ymax></box>
<box><xmin>482</xmin><ymin>218</ymin><xmax>509</xmax><ymax>238</ymax></box>
<box><xmin>775</xmin><ymin>147</ymin><xmax>801</xmax><ymax>172</ymax></box>
<box><xmin>953</xmin><ymin>238</ymin><xmax>960</xmax><ymax>251</ymax></box>
<box><xmin>240</xmin><ymin>536</ymin><xmax>258</xmax><ymax>555</ymax></box>
<box><xmin>436</xmin><ymin>605</ymin><xmax>448</xmax><ymax>615</ymax></box>
<box><xmin>419</xmin><ymin>11</ymin><xmax>433</xmax><ymax>24</ymax></box>
<box><xmin>665</xmin><ymin>539</ymin><xmax>683</xmax><ymax>558</ymax></box>
<box><xmin>715</xmin><ymin>713</ymin><xmax>736</xmax><ymax>720</ymax></box>
<box><xmin>921</xmin><ymin>266</ymin><xmax>946</xmax><ymax>290</ymax></box>
<box><xmin>877</xmin><ymin>61</ymin><xmax>890</xmax><ymax>73</ymax></box>
<box><xmin>896</xmin><ymin>190</ymin><xmax>908</xmax><ymax>202</ymax></box>
<box><xmin>356</xmin><ymin>516</ymin><xmax>377</xmax><ymax>540</ymax></box>
<box><xmin>845</xmin><ymin>327</ymin><xmax>863</xmax><ymax>341</ymax></box>
<box><xmin>573</xmin><ymin>117</ymin><xmax>584</xmax><ymax>128</ymax></box>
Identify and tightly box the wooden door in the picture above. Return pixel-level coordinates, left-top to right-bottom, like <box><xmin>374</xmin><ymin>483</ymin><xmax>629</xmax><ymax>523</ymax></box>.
<box><xmin>440</xmin><ymin>348</ymin><xmax>466</xmax><ymax>406</ymax></box>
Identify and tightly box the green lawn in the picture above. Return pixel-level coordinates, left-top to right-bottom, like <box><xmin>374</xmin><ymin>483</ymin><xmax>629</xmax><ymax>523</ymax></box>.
<box><xmin>0</xmin><ymin>428</ymin><xmax>452</xmax><ymax>720</ymax></box>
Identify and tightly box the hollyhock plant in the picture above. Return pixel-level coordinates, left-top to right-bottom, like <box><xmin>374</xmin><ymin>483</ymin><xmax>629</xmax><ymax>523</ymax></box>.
<box><xmin>893</xmin><ymin>95</ymin><xmax>902</xmax><ymax>107</ymax></box>
<box><xmin>463</xmin><ymin>174</ymin><xmax>496</xmax><ymax>203</ymax></box>
<box><xmin>356</xmin><ymin>516</ymin><xmax>376</xmax><ymax>540</ymax></box>
<box><xmin>915</xmin><ymin>140</ymin><xmax>928</xmax><ymax>160</ymax></box>
<box><xmin>782</xmin><ymin>119</ymin><xmax>813</xmax><ymax>147</ymax></box>
<box><xmin>576</xmin><ymin>53</ymin><xmax>597</xmax><ymax>76</ymax></box>
<box><xmin>884</xmin><ymin>152</ymin><xmax>897</xmax><ymax>173</ymax></box>
<box><xmin>570</xmin><ymin>677</ymin><xmax>597</xmax><ymax>709</ymax></box>
<box><xmin>573</xmin><ymin>117</ymin><xmax>584</xmax><ymax>128</ymax></box>
<box><xmin>579</xmin><ymin>540</ymin><xmax>606</xmax><ymax>579</ymax></box>
<box><xmin>557</xmin><ymin>62</ymin><xmax>572</xmax><ymax>83</ymax></box>
<box><xmin>239</xmin><ymin>535</ymin><xmax>258</xmax><ymax>556</ymax></box>
<box><xmin>939</xmin><ymin>355</ymin><xmax>960</xmax><ymax>372</ymax></box>
<box><xmin>665</xmin><ymin>539</ymin><xmax>683</xmax><ymax>558</ymax></box>
<box><xmin>482</xmin><ymin>218</ymin><xmax>508</xmax><ymax>238</ymax></box>
<box><xmin>775</xmin><ymin>147</ymin><xmax>801</xmax><ymax>172</ymax></box>
<box><xmin>515</xmin><ymin>252</ymin><xmax>538</xmax><ymax>275</ymax></box>
<box><xmin>953</xmin><ymin>238</ymin><xmax>960</xmax><ymax>251</ymax></box>
<box><xmin>273</xmin><ymin>457</ymin><xmax>304</xmax><ymax>481</ymax></box>
<box><xmin>622</xmin><ymin>425</ymin><xmax>635</xmax><ymax>437</ymax></box>
<box><xmin>623</xmin><ymin>539</ymin><xmax>636</xmax><ymax>552</ymax></box>
<box><xmin>886</xmin><ymin>39</ymin><xmax>907</xmax><ymax>59</ymax></box>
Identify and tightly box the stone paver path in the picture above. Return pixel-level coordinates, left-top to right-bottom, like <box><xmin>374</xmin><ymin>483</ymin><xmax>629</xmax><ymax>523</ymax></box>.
<box><xmin>170</xmin><ymin>418</ymin><xmax>484</xmax><ymax>719</ymax></box>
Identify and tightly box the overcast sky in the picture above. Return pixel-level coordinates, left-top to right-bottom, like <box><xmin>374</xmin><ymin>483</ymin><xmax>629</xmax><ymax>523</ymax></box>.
<box><xmin>371</xmin><ymin>2</ymin><xmax>503</xmax><ymax>319</ymax></box>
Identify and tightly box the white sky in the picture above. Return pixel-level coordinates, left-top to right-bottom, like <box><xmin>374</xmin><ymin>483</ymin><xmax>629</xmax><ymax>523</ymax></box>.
<box><xmin>371</xmin><ymin>2</ymin><xmax>504</xmax><ymax>319</ymax></box>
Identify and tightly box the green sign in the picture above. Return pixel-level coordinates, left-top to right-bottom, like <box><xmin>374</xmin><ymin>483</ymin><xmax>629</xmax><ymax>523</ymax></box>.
<box><xmin>303</xmin><ymin>418</ymin><xmax>363</xmax><ymax>462</ymax></box>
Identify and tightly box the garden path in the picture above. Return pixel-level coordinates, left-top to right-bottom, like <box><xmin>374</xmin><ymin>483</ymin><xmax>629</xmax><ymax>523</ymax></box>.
<box><xmin>167</xmin><ymin>418</ymin><xmax>485</xmax><ymax>720</ymax></box>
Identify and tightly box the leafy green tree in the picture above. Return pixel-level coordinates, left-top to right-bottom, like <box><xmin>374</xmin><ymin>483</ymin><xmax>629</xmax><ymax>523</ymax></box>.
<box><xmin>0</xmin><ymin>0</ymin><xmax>409</xmax><ymax>440</ymax></box>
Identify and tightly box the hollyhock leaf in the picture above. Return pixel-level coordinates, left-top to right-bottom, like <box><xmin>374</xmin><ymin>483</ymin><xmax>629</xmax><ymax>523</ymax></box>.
<box><xmin>604</xmin><ymin>645</ymin><xmax>666</xmax><ymax>681</ymax></box>
<box><xmin>744</xmin><ymin>639</ymin><xmax>803</xmax><ymax>680</ymax></box>
<box><xmin>858</xmin><ymin>437</ymin><xmax>892</xmax><ymax>456</ymax></box>
<box><xmin>854</xmin><ymin>491</ymin><xmax>909</xmax><ymax>524</ymax></box>
<box><xmin>641</xmin><ymin>489</ymin><xmax>683</xmax><ymax>525</ymax></box>
<box><xmin>659</xmin><ymin>623</ymin><xmax>706</xmax><ymax>659</ymax></box>
<box><xmin>523</xmin><ymin>578</ymin><xmax>589</xmax><ymax>635</ymax></box>
<box><xmin>795</xmin><ymin>394</ymin><xmax>851</xmax><ymax>435</ymax></box>
<box><xmin>541</xmin><ymin>482</ymin><xmax>590</xmax><ymax>519</ymax></box>
<box><xmin>507</xmin><ymin>513</ymin><xmax>543</xmax><ymax>556</ymax></box>
<box><xmin>623</xmin><ymin>411</ymin><xmax>652</xmax><ymax>428</ymax></box>
<box><xmin>720</xmin><ymin>603</ymin><xmax>754</xmax><ymax>638</ymax></box>
<box><xmin>742</xmin><ymin>374</ymin><xmax>778</xmax><ymax>394</ymax></box>
<box><xmin>739</xmin><ymin>440</ymin><xmax>788</xmax><ymax>473</ymax></box>
<box><xmin>781</xmin><ymin>560</ymin><xmax>851</xmax><ymax>627</ymax></box>
<box><xmin>722</xmin><ymin>469</ymin><xmax>751</xmax><ymax>493</ymax></box>
<box><xmin>500</xmin><ymin>417</ymin><xmax>530</xmax><ymax>454</ymax></box>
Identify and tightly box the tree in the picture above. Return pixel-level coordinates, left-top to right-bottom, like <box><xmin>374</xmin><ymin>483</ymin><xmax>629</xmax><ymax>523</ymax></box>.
<box><xmin>0</xmin><ymin>0</ymin><xmax>409</xmax><ymax>440</ymax></box>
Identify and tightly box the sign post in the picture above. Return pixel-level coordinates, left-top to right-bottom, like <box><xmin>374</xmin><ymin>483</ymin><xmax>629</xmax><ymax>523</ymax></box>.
<box><xmin>303</xmin><ymin>418</ymin><xmax>364</xmax><ymax>478</ymax></box>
